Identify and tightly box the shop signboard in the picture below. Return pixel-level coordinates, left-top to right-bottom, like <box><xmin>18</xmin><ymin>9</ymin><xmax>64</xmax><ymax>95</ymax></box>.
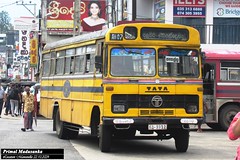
<box><xmin>214</xmin><ymin>0</ymin><xmax>240</xmax><ymax>17</ymax></box>
<box><xmin>173</xmin><ymin>0</ymin><xmax>206</xmax><ymax>17</ymax></box>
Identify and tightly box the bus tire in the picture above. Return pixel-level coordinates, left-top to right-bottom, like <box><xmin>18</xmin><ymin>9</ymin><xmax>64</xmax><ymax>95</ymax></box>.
<box><xmin>219</xmin><ymin>104</ymin><xmax>240</xmax><ymax>131</ymax></box>
<box><xmin>55</xmin><ymin>108</ymin><xmax>69</xmax><ymax>139</ymax></box>
<box><xmin>114</xmin><ymin>128</ymin><xmax>136</xmax><ymax>139</ymax></box>
<box><xmin>67</xmin><ymin>127</ymin><xmax>79</xmax><ymax>139</ymax></box>
<box><xmin>206</xmin><ymin>123</ymin><xmax>222</xmax><ymax>131</ymax></box>
<box><xmin>174</xmin><ymin>128</ymin><xmax>189</xmax><ymax>152</ymax></box>
<box><xmin>99</xmin><ymin>125</ymin><xmax>112</xmax><ymax>152</ymax></box>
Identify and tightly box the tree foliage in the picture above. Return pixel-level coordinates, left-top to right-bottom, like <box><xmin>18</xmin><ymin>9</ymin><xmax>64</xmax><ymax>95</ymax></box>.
<box><xmin>0</xmin><ymin>11</ymin><xmax>13</xmax><ymax>33</ymax></box>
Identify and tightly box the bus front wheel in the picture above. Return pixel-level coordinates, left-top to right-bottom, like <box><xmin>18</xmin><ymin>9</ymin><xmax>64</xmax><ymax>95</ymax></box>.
<box><xmin>174</xmin><ymin>127</ymin><xmax>189</xmax><ymax>152</ymax></box>
<box><xmin>99</xmin><ymin>125</ymin><xmax>112</xmax><ymax>152</ymax></box>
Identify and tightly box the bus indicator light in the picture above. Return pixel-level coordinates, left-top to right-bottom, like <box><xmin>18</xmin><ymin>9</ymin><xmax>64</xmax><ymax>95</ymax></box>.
<box><xmin>106</xmin><ymin>86</ymin><xmax>114</xmax><ymax>91</ymax></box>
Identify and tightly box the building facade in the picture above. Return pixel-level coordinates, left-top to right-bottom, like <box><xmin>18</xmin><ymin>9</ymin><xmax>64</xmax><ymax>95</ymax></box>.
<box><xmin>40</xmin><ymin>0</ymin><xmax>240</xmax><ymax>50</ymax></box>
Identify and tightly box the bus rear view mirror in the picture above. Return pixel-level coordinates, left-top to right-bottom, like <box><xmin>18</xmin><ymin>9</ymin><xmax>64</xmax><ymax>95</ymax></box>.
<box><xmin>95</xmin><ymin>55</ymin><xmax>102</xmax><ymax>70</ymax></box>
<box><xmin>201</xmin><ymin>51</ymin><xmax>206</xmax><ymax>64</ymax></box>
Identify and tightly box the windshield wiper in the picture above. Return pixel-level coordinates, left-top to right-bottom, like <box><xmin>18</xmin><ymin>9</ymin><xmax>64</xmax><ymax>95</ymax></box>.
<box><xmin>119</xmin><ymin>45</ymin><xmax>142</xmax><ymax>55</ymax></box>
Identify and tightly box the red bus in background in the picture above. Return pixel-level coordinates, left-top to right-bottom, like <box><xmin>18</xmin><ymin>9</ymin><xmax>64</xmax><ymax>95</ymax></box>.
<box><xmin>203</xmin><ymin>49</ymin><xmax>240</xmax><ymax>130</ymax></box>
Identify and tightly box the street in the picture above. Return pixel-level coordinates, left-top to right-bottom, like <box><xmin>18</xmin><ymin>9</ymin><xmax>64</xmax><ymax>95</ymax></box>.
<box><xmin>0</xmin><ymin>113</ymin><xmax>239</xmax><ymax>160</ymax></box>
<box><xmin>72</xmin><ymin>126</ymin><xmax>238</xmax><ymax>160</ymax></box>
<box><xmin>0</xmin><ymin>114</ymin><xmax>84</xmax><ymax>160</ymax></box>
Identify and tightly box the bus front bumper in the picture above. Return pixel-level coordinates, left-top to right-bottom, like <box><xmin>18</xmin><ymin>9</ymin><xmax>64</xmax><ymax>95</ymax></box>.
<box><xmin>102</xmin><ymin>117</ymin><xmax>203</xmax><ymax>129</ymax></box>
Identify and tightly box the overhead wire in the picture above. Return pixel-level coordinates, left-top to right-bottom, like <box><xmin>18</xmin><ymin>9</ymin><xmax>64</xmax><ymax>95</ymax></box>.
<box><xmin>0</xmin><ymin>0</ymin><xmax>23</xmax><ymax>9</ymax></box>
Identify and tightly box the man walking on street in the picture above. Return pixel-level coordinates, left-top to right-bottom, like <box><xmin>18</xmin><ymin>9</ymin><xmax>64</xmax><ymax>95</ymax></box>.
<box><xmin>21</xmin><ymin>86</ymin><xmax>35</xmax><ymax>132</ymax></box>
<box><xmin>9</xmin><ymin>83</ymin><xmax>21</xmax><ymax>116</ymax></box>
<box><xmin>0</xmin><ymin>83</ymin><xmax>6</xmax><ymax>118</ymax></box>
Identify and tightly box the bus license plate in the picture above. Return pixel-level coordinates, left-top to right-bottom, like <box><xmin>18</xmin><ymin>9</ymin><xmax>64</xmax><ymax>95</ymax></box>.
<box><xmin>148</xmin><ymin>124</ymin><xmax>167</xmax><ymax>130</ymax></box>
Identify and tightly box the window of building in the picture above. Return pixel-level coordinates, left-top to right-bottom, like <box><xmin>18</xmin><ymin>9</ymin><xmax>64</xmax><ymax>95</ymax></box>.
<box><xmin>173</xmin><ymin>17</ymin><xmax>206</xmax><ymax>43</ymax></box>
<box><xmin>213</xmin><ymin>18</ymin><xmax>240</xmax><ymax>44</ymax></box>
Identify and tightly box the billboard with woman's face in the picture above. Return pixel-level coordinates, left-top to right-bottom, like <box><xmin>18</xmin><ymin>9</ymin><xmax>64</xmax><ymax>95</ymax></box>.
<box><xmin>46</xmin><ymin>0</ymin><xmax>107</xmax><ymax>35</ymax></box>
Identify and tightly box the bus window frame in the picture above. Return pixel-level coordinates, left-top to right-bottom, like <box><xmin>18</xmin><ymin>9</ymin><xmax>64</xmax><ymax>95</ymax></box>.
<box><xmin>50</xmin><ymin>51</ymin><xmax>56</xmax><ymax>76</ymax></box>
<box><xmin>42</xmin><ymin>53</ymin><xmax>51</xmax><ymax>77</ymax></box>
<box><xmin>109</xmin><ymin>47</ymin><xmax>156</xmax><ymax>77</ymax></box>
<box><xmin>124</xmin><ymin>26</ymin><xmax>137</xmax><ymax>40</ymax></box>
<box><xmin>85</xmin><ymin>45</ymin><xmax>97</xmax><ymax>74</ymax></box>
<box><xmin>55</xmin><ymin>50</ymin><xmax>66</xmax><ymax>75</ymax></box>
<box><xmin>64</xmin><ymin>49</ymin><xmax>76</xmax><ymax>75</ymax></box>
<box><xmin>75</xmin><ymin>46</ymin><xmax>87</xmax><ymax>75</ymax></box>
<box><xmin>220</xmin><ymin>61</ymin><xmax>240</xmax><ymax>81</ymax></box>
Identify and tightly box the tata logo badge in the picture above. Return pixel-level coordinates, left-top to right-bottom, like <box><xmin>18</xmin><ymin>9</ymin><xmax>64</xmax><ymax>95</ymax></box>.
<box><xmin>63</xmin><ymin>80</ymin><xmax>71</xmax><ymax>98</ymax></box>
<box><xmin>151</xmin><ymin>96</ymin><xmax>163</xmax><ymax>107</ymax></box>
<box><xmin>146</xmin><ymin>86</ymin><xmax>169</xmax><ymax>93</ymax></box>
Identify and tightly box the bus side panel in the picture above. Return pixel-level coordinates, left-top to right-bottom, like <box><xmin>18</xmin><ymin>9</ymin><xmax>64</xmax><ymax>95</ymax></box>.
<box><xmin>72</xmin><ymin>101</ymin><xmax>83</xmax><ymax>125</ymax></box>
<box><xmin>58</xmin><ymin>79</ymin><xmax>71</xmax><ymax>123</ymax></box>
<box><xmin>40</xmin><ymin>80</ymin><xmax>49</xmax><ymax>118</ymax></box>
<box><xmin>80</xmin><ymin>79</ymin><xmax>94</xmax><ymax>126</ymax></box>
<box><xmin>71</xmin><ymin>79</ymin><xmax>84</xmax><ymax>125</ymax></box>
<box><xmin>60</xmin><ymin>99</ymin><xmax>72</xmax><ymax>122</ymax></box>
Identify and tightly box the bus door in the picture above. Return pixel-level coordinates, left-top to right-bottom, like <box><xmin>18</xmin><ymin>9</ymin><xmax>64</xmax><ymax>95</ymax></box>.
<box><xmin>203</xmin><ymin>63</ymin><xmax>216</xmax><ymax>122</ymax></box>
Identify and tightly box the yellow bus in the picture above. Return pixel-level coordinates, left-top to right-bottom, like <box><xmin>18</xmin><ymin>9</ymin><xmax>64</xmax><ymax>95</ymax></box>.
<box><xmin>40</xmin><ymin>22</ymin><xmax>204</xmax><ymax>152</ymax></box>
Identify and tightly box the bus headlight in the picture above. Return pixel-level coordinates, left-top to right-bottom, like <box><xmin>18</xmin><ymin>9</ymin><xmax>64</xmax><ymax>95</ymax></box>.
<box><xmin>113</xmin><ymin>104</ymin><xmax>126</xmax><ymax>113</ymax></box>
<box><xmin>186</xmin><ymin>104</ymin><xmax>198</xmax><ymax>113</ymax></box>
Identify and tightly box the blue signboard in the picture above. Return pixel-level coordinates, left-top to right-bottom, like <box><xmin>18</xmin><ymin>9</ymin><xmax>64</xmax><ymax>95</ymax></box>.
<box><xmin>173</xmin><ymin>6</ymin><xmax>206</xmax><ymax>17</ymax></box>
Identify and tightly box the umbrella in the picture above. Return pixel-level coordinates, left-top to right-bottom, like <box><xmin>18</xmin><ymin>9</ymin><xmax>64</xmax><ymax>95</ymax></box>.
<box><xmin>33</xmin><ymin>96</ymin><xmax>38</xmax><ymax>126</ymax></box>
<box><xmin>34</xmin><ymin>114</ymin><xmax>37</xmax><ymax>126</ymax></box>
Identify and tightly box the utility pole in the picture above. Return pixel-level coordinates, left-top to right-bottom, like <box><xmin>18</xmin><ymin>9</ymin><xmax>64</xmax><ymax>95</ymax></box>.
<box><xmin>73</xmin><ymin>0</ymin><xmax>81</xmax><ymax>36</ymax></box>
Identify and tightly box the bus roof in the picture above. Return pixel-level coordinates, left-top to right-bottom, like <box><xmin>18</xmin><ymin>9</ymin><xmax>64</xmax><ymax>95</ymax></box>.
<box><xmin>203</xmin><ymin>49</ymin><xmax>240</xmax><ymax>60</ymax></box>
<box><xmin>43</xmin><ymin>30</ymin><xmax>107</xmax><ymax>51</ymax></box>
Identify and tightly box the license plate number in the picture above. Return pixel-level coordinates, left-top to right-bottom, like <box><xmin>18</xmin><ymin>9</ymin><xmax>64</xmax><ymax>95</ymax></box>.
<box><xmin>148</xmin><ymin>124</ymin><xmax>167</xmax><ymax>130</ymax></box>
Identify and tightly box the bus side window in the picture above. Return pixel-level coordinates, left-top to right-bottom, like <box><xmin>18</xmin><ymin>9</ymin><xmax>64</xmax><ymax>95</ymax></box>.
<box><xmin>70</xmin><ymin>57</ymin><xmax>74</xmax><ymax>74</ymax></box>
<box><xmin>86</xmin><ymin>54</ymin><xmax>90</xmax><ymax>73</ymax></box>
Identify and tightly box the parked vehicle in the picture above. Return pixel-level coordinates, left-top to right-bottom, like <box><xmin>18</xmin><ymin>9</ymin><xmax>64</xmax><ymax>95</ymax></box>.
<box><xmin>203</xmin><ymin>49</ymin><xmax>240</xmax><ymax>130</ymax></box>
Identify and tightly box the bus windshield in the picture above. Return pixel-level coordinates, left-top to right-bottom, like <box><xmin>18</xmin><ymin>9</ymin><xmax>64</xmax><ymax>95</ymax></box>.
<box><xmin>110</xmin><ymin>48</ymin><xmax>156</xmax><ymax>76</ymax></box>
<box><xmin>158</xmin><ymin>48</ymin><xmax>199</xmax><ymax>77</ymax></box>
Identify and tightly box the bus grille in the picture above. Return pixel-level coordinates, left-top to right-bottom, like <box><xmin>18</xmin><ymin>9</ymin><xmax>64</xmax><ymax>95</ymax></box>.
<box><xmin>111</xmin><ymin>94</ymin><xmax>199</xmax><ymax>109</ymax></box>
<box><xmin>140</xmin><ymin>109</ymin><xmax>174</xmax><ymax>116</ymax></box>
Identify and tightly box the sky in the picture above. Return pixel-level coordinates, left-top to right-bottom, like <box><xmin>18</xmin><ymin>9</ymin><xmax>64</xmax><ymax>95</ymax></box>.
<box><xmin>0</xmin><ymin>0</ymin><xmax>41</xmax><ymax>23</ymax></box>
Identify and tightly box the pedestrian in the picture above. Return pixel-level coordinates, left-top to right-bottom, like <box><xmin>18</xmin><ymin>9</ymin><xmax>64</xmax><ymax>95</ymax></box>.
<box><xmin>21</xmin><ymin>86</ymin><xmax>35</xmax><ymax>132</ymax></box>
<box><xmin>4</xmin><ymin>83</ymin><xmax>12</xmax><ymax>115</ymax></box>
<box><xmin>197</xmin><ymin>101</ymin><xmax>208</xmax><ymax>132</ymax></box>
<box><xmin>0</xmin><ymin>83</ymin><xmax>6</xmax><ymax>118</ymax></box>
<box><xmin>17</xmin><ymin>84</ymin><xmax>23</xmax><ymax>116</ymax></box>
<box><xmin>227</xmin><ymin>112</ymin><xmax>240</xmax><ymax>160</ymax></box>
<box><xmin>9</xmin><ymin>83</ymin><xmax>21</xmax><ymax>116</ymax></box>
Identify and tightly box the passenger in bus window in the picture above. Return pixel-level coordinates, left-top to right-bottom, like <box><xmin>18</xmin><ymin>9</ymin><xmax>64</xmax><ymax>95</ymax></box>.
<box><xmin>81</xmin><ymin>1</ymin><xmax>107</xmax><ymax>32</ymax></box>
<box><xmin>227</xmin><ymin>112</ymin><xmax>240</xmax><ymax>160</ymax></box>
